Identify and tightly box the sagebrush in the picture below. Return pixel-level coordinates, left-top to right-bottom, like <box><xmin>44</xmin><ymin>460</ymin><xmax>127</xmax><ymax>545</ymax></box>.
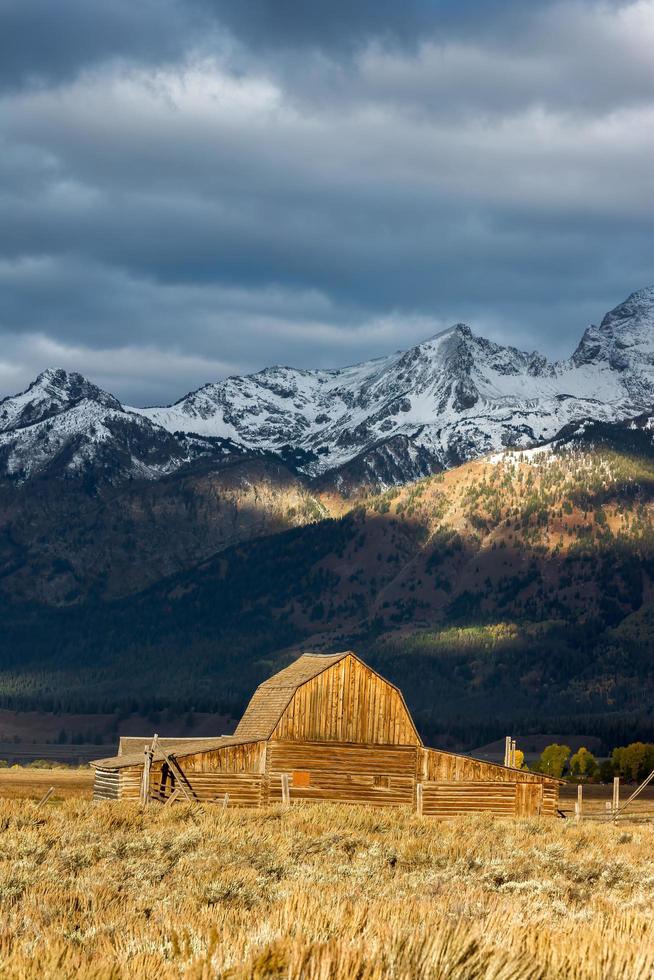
<box><xmin>0</xmin><ymin>800</ymin><xmax>653</xmax><ymax>978</ymax></box>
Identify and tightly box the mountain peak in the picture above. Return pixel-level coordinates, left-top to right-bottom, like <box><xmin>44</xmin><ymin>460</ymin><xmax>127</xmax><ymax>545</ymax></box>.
<box><xmin>0</xmin><ymin>368</ymin><xmax>122</xmax><ymax>435</ymax></box>
<box><xmin>599</xmin><ymin>285</ymin><xmax>654</xmax><ymax>330</ymax></box>
<box><xmin>28</xmin><ymin>368</ymin><xmax>121</xmax><ymax>406</ymax></box>
<box><xmin>2</xmin><ymin>285</ymin><xmax>654</xmax><ymax>488</ymax></box>
<box><xmin>572</xmin><ymin>285</ymin><xmax>654</xmax><ymax>369</ymax></box>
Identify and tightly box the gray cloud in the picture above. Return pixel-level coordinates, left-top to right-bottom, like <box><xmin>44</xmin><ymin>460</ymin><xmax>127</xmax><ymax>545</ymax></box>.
<box><xmin>0</xmin><ymin>0</ymin><xmax>653</xmax><ymax>404</ymax></box>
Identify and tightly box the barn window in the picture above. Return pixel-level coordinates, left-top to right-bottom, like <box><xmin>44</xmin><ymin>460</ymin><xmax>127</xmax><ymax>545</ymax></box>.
<box><xmin>373</xmin><ymin>775</ymin><xmax>391</xmax><ymax>789</ymax></box>
<box><xmin>292</xmin><ymin>770</ymin><xmax>311</xmax><ymax>788</ymax></box>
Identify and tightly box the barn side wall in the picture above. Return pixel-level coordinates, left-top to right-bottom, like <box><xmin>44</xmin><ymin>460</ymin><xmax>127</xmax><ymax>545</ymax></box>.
<box><xmin>266</xmin><ymin>740</ymin><xmax>417</xmax><ymax>807</ymax></box>
<box><xmin>420</xmin><ymin>749</ymin><xmax>559</xmax><ymax>817</ymax></box>
<box><xmin>271</xmin><ymin>655</ymin><xmax>420</xmax><ymax>746</ymax></box>
<box><xmin>149</xmin><ymin>741</ymin><xmax>266</xmax><ymax>806</ymax></box>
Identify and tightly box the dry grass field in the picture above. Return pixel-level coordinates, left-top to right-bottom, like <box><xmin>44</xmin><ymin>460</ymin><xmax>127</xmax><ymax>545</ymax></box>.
<box><xmin>0</xmin><ymin>799</ymin><xmax>653</xmax><ymax>979</ymax></box>
<box><xmin>0</xmin><ymin>767</ymin><xmax>94</xmax><ymax>801</ymax></box>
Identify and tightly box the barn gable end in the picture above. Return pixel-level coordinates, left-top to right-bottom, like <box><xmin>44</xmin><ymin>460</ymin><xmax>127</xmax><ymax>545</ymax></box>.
<box><xmin>234</xmin><ymin>652</ymin><xmax>421</xmax><ymax>746</ymax></box>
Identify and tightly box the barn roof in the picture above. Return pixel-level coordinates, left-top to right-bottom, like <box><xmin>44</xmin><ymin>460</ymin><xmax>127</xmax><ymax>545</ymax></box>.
<box><xmin>91</xmin><ymin>734</ymin><xmax>261</xmax><ymax>770</ymax></box>
<box><xmin>233</xmin><ymin>651</ymin><xmax>354</xmax><ymax>740</ymax></box>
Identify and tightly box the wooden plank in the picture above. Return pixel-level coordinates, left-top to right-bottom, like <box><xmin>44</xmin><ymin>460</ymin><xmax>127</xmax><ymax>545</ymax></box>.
<box><xmin>158</xmin><ymin>747</ymin><xmax>197</xmax><ymax>802</ymax></box>
<box><xmin>575</xmin><ymin>784</ymin><xmax>583</xmax><ymax>823</ymax></box>
<box><xmin>612</xmin><ymin>776</ymin><xmax>620</xmax><ymax>816</ymax></box>
<box><xmin>35</xmin><ymin>786</ymin><xmax>55</xmax><ymax>810</ymax></box>
<box><xmin>269</xmin><ymin>656</ymin><xmax>421</xmax><ymax>747</ymax></box>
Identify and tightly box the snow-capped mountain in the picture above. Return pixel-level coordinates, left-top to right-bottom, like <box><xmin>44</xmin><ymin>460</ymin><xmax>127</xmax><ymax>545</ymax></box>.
<box><xmin>0</xmin><ymin>369</ymin><xmax>187</xmax><ymax>482</ymax></box>
<box><xmin>136</xmin><ymin>286</ymin><xmax>654</xmax><ymax>478</ymax></box>
<box><xmin>2</xmin><ymin>286</ymin><xmax>654</xmax><ymax>488</ymax></box>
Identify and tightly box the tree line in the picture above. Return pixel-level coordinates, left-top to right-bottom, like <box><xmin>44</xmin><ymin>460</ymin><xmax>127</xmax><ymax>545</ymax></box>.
<box><xmin>529</xmin><ymin>741</ymin><xmax>654</xmax><ymax>782</ymax></box>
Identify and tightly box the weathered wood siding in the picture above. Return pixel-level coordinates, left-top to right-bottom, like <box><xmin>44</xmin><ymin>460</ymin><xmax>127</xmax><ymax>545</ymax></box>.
<box><xmin>178</xmin><ymin>741</ymin><xmax>266</xmax><ymax>774</ymax></box>
<box><xmin>93</xmin><ymin>767</ymin><xmax>120</xmax><ymax>801</ymax></box>
<box><xmin>541</xmin><ymin>782</ymin><xmax>559</xmax><ymax>817</ymax></box>
<box><xmin>120</xmin><ymin>766</ymin><xmax>142</xmax><ymax>800</ymax></box>
<box><xmin>422</xmin><ymin>749</ymin><xmax>550</xmax><ymax>784</ymax></box>
<box><xmin>419</xmin><ymin>748</ymin><xmax>559</xmax><ymax>817</ymax></box>
<box><xmin>266</xmin><ymin>740</ymin><xmax>417</xmax><ymax>807</ymax></box>
<box><xmin>271</xmin><ymin>655</ymin><xmax>420</xmax><ymax>746</ymax></box>
<box><xmin>422</xmin><ymin>782</ymin><xmax>519</xmax><ymax>817</ymax></box>
<box><xmin>147</xmin><ymin>742</ymin><xmax>266</xmax><ymax>806</ymax></box>
<box><xmin>151</xmin><ymin>766</ymin><xmax>264</xmax><ymax>807</ymax></box>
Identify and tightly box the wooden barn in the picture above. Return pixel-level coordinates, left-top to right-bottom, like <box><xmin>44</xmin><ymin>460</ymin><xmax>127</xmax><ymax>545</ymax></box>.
<box><xmin>91</xmin><ymin>651</ymin><xmax>560</xmax><ymax>817</ymax></box>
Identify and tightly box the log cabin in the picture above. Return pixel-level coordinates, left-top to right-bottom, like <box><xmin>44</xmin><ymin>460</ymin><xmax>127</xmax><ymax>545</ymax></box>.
<box><xmin>91</xmin><ymin>651</ymin><xmax>561</xmax><ymax>817</ymax></box>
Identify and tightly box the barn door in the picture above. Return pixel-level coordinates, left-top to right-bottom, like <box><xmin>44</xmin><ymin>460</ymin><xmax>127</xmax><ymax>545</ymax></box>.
<box><xmin>516</xmin><ymin>782</ymin><xmax>543</xmax><ymax>817</ymax></box>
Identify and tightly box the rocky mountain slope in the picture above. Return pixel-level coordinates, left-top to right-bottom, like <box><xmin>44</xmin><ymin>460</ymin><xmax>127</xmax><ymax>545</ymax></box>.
<box><xmin>1</xmin><ymin>287</ymin><xmax>654</xmax><ymax>491</ymax></box>
<box><xmin>137</xmin><ymin>285</ymin><xmax>654</xmax><ymax>479</ymax></box>
<box><xmin>3</xmin><ymin>411</ymin><xmax>654</xmax><ymax>748</ymax></box>
<box><xmin>2</xmin><ymin>287</ymin><xmax>654</xmax><ymax>744</ymax></box>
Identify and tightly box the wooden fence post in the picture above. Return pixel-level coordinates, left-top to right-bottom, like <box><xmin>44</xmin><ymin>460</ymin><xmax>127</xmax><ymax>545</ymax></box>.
<box><xmin>281</xmin><ymin>773</ymin><xmax>290</xmax><ymax>806</ymax></box>
<box><xmin>163</xmin><ymin>789</ymin><xmax>180</xmax><ymax>808</ymax></box>
<box><xmin>416</xmin><ymin>782</ymin><xmax>423</xmax><ymax>817</ymax></box>
<box><xmin>612</xmin><ymin>776</ymin><xmax>620</xmax><ymax>817</ymax></box>
<box><xmin>140</xmin><ymin>745</ymin><xmax>150</xmax><ymax>805</ymax></box>
<box><xmin>140</xmin><ymin>733</ymin><xmax>159</xmax><ymax>805</ymax></box>
<box><xmin>35</xmin><ymin>787</ymin><xmax>54</xmax><ymax>811</ymax></box>
<box><xmin>575</xmin><ymin>783</ymin><xmax>583</xmax><ymax>823</ymax></box>
<box><xmin>223</xmin><ymin>793</ymin><xmax>229</xmax><ymax>808</ymax></box>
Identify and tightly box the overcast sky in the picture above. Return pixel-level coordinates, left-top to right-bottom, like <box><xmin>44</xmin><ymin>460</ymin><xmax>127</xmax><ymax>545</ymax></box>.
<box><xmin>1</xmin><ymin>0</ymin><xmax>653</xmax><ymax>404</ymax></box>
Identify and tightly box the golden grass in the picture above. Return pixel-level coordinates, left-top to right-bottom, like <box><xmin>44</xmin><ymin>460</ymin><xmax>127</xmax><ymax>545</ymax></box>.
<box><xmin>0</xmin><ymin>768</ymin><xmax>94</xmax><ymax>801</ymax></box>
<box><xmin>0</xmin><ymin>801</ymin><xmax>653</xmax><ymax>978</ymax></box>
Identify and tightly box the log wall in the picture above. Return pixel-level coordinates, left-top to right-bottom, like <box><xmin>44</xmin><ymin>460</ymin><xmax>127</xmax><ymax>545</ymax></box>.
<box><xmin>120</xmin><ymin>766</ymin><xmax>142</xmax><ymax>800</ymax></box>
<box><xmin>93</xmin><ymin>767</ymin><xmax>120</xmax><ymax>801</ymax></box>
<box><xmin>151</xmin><ymin>766</ymin><xmax>264</xmax><ymax>807</ymax></box>
<box><xmin>422</xmin><ymin>781</ymin><xmax>519</xmax><ymax>817</ymax></box>
<box><xmin>271</xmin><ymin>655</ymin><xmax>420</xmax><ymax>746</ymax></box>
<box><xmin>266</xmin><ymin>740</ymin><xmax>417</xmax><ymax>807</ymax></box>
<box><xmin>145</xmin><ymin>743</ymin><xmax>266</xmax><ymax>806</ymax></box>
<box><xmin>419</xmin><ymin>749</ymin><xmax>559</xmax><ymax>816</ymax></box>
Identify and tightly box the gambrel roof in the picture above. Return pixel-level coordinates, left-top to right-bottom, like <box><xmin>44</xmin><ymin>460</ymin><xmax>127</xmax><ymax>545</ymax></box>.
<box><xmin>91</xmin><ymin>650</ymin><xmax>422</xmax><ymax>771</ymax></box>
<box><xmin>234</xmin><ymin>652</ymin><xmax>351</xmax><ymax>740</ymax></box>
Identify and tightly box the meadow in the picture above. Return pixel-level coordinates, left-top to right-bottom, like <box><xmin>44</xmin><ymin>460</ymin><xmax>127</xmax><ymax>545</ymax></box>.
<box><xmin>0</xmin><ymin>796</ymin><xmax>653</xmax><ymax>979</ymax></box>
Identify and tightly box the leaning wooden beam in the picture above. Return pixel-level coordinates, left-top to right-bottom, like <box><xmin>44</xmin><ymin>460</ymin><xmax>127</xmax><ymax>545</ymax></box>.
<box><xmin>35</xmin><ymin>787</ymin><xmax>54</xmax><ymax>811</ymax></box>
<box><xmin>157</xmin><ymin>746</ymin><xmax>198</xmax><ymax>802</ymax></box>
<box><xmin>614</xmin><ymin>767</ymin><xmax>654</xmax><ymax>819</ymax></box>
<box><xmin>163</xmin><ymin>788</ymin><xmax>180</xmax><ymax>808</ymax></box>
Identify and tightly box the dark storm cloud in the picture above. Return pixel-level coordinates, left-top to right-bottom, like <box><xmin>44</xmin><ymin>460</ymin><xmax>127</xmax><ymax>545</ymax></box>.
<box><xmin>1</xmin><ymin>0</ymin><xmax>555</xmax><ymax>93</ymax></box>
<box><xmin>0</xmin><ymin>0</ymin><xmax>652</xmax><ymax>403</ymax></box>
<box><xmin>0</xmin><ymin>0</ymin><xmax>198</xmax><ymax>92</ymax></box>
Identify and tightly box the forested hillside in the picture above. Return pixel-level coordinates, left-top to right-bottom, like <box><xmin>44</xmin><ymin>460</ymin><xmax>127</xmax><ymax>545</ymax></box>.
<box><xmin>2</xmin><ymin>416</ymin><xmax>654</xmax><ymax>748</ymax></box>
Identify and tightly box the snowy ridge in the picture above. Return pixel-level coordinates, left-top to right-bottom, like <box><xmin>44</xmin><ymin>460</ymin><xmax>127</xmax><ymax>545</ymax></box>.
<box><xmin>2</xmin><ymin>287</ymin><xmax>654</xmax><ymax>486</ymax></box>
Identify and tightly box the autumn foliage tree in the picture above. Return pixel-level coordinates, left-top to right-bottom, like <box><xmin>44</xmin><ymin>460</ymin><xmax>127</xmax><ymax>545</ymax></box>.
<box><xmin>611</xmin><ymin>742</ymin><xmax>654</xmax><ymax>782</ymax></box>
<box><xmin>569</xmin><ymin>746</ymin><xmax>598</xmax><ymax>779</ymax></box>
<box><xmin>536</xmin><ymin>744</ymin><xmax>571</xmax><ymax>778</ymax></box>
